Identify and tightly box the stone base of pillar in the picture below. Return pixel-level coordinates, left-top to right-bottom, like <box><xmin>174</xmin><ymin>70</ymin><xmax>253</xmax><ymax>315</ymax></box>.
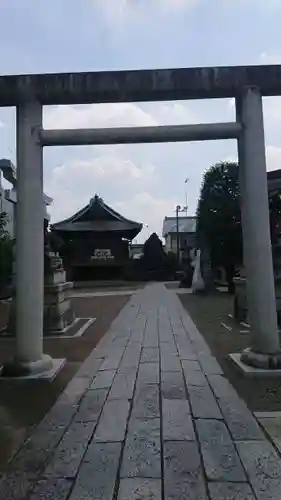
<box><xmin>241</xmin><ymin>347</ymin><xmax>281</xmax><ymax>369</ymax></box>
<box><xmin>229</xmin><ymin>352</ymin><xmax>281</xmax><ymax>377</ymax></box>
<box><xmin>1</xmin><ymin>353</ymin><xmax>53</xmax><ymax>378</ymax></box>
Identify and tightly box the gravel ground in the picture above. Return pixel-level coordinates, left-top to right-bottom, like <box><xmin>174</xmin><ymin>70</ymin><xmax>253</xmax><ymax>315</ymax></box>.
<box><xmin>179</xmin><ymin>290</ymin><xmax>281</xmax><ymax>413</ymax></box>
<box><xmin>0</xmin><ymin>294</ymin><xmax>130</xmax><ymax>470</ymax></box>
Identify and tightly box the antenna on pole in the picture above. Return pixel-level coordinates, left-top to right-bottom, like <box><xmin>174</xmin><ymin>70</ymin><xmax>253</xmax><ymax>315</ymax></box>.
<box><xmin>184</xmin><ymin>178</ymin><xmax>189</xmax><ymax>215</ymax></box>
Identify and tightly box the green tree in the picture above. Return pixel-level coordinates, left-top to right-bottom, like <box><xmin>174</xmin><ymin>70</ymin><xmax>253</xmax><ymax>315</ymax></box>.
<box><xmin>196</xmin><ymin>161</ymin><xmax>242</xmax><ymax>293</ymax></box>
<box><xmin>143</xmin><ymin>233</ymin><xmax>165</xmax><ymax>271</ymax></box>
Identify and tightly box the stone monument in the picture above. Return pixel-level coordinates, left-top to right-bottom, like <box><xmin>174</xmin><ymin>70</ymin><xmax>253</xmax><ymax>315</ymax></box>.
<box><xmin>191</xmin><ymin>249</ymin><xmax>205</xmax><ymax>293</ymax></box>
<box><xmin>7</xmin><ymin>224</ymin><xmax>76</xmax><ymax>336</ymax></box>
<box><xmin>43</xmin><ymin>223</ymin><xmax>76</xmax><ymax>335</ymax></box>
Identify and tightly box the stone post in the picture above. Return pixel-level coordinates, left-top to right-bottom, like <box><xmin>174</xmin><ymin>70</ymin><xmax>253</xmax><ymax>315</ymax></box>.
<box><xmin>3</xmin><ymin>101</ymin><xmax>53</xmax><ymax>376</ymax></box>
<box><xmin>236</xmin><ymin>87</ymin><xmax>281</xmax><ymax>368</ymax></box>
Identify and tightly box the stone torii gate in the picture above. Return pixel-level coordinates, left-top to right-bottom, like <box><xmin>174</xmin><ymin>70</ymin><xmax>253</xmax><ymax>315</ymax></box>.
<box><xmin>0</xmin><ymin>65</ymin><xmax>281</xmax><ymax>376</ymax></box>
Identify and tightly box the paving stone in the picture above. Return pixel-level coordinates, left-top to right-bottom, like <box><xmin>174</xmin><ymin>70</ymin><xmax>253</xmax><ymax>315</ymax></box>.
<box><xmin>218</xmin><ymin>398</ymin><xmax>265</xmax><ymax>441</ymax></box>
<box><xmin>29</xmin><ymin>478</ymin><xmax>73</xmax><ymax>500</ymax></box>
<box><xmin>236</xmin><ymin>440</ymin><xmax>281</xmax><ymax>500</ymax></box>
<box><xmin>258</xmin><ymin>417</ymin><xmax>281</xmax><ymax>453</ymax></box>
<box><xmin>126</xmin><ymin>338</ymin><xmax>142</xmax><ymax>349</ymax></box>
<box><xmin>181</xmin><ymin>359</ymin><xmax>201</xmax><ymax>371</ymax></box>
<box><xmin>38</xmin><ymin>402</ymin><xmax>78</xmax><ymax>431</ymax></box>
<box><xmin>108</xmin><ymin>367</ymin><xmax>137</xmax><ymax>399</ymax></box>
<box><xmin>181</xmin><ymin>360</ymin><xmax>208</xmax><ymax>387</ymax></box>
<box><xmin>196</xmin><ymin>418</ymin><xmax>232</xmax><ymax>443</ymax></box>
<box><xmin>99</xmin><ymin>349</ymin><xmax>125</xmax><ymax>370</ymax></box>
<box><xmin>90</xmin><ymin>369</ymin><xmax>116</xmax><ymax>389</ymax></box>
<box><xmin>207</xmin><ymin>374</ymin><xmax>240</xmax><ymax>400</ymax></box>
<box><xmin>143</xmin><ymin>335</ymin><xmax>159</xmax><ymax>348</ymax></box>
<box><xmin>10</xmin><ymin>426</ymin><xmax>66</xmax><ymax>474</ymax></box>
<box><xmin>0</xmin><ymin>471</ymin><xmax>34</xmax><ymax>500</ymax></box>
<box><xmin>132</xmin><ymin>384</ymin><xmax>160</xmax><ymax>419</ymax></box>
<box><xmin>172</xmin><ymin>325</ymin><xmax>188</xmax><ymax>337</ymax></box>
<box><xmin>176</xmin><ymin>342</ymin><xmax>197</xmax><ymax>361</ymax></box>
<box><xmin>110</xmin><ymin>337</ymin><xmax>128</xmax><ymax>348</ymax></box>
<box><xmin>188</xmin><ymin>385</ymin><xmax>222</xmax><ymax>419</ymax></box>
<box><xmin>141</xmin><ymin>347</ymin><xmax>159</xmax><ymax>363</ymax></box>
<box><xmin>119</xmin><ymin>352</ymin><xmax>141</xmax><ymax>371</ymax></box>
<box><xmin>199</xmin><ymin>354</ymin><xmax>223</xmax><ymax>375</ymax></box>
<box><xmin>169</xmin><ymin>317</ymin><xmax>183</xmax><ymax>331</ymax></box>
<box><xmin>206</xmin><ymin>375</ymin><xmax>264</xmax><ymax>440</ymax></box>
<box><xmin>94</xmin><ymin>399</ymin><xmax>130</xmax><ymax>442</ymax></box>
<box><xmin>130</xmin><ymin>326</ymin><xmax>146</xmax><ymax>344</ymax></box>
<box><xmin>74</xmin><ymin>389</ymin><xmax>108</xmax><ymax>422</ymax></box>
<box><xmin>58</xmin><ymin>376</ymin><xmax>92</xmax><ymax>405</ymax></box>
<box><xmin>208</xmin><ymin>482</ymin><xmax>255</xmax><ymax>500</ymax></box>
<box><xmin>69</xmin><ymin>442</ymin><xmax>121</xmax><ymax>500</ymax></box>
<box><xmin>161</xmin><ymin>371</ymin><xmax>186</xmax><ymax>399</ymax></box>
<box><xmin>196</xmin><ymin>420</ymin><xmax>246</xmax><ymax>482</ymax></box>
<box><xmin>182</xmin><ymin>365</ymin><xmax>208</xmax><ymax>387</ymax></box>
<box><xmin>163</xmin><ymin>441</ymin><xmax>208</xmax><ymax>500</ymax></box>
<box><xmin>75</xmin><ymin>356</ymin><xmax>104</xmax><ymax>377</ymax></box>
<box><xmin>118</xmin><ymin>478</ymin><xmax>161</xmax><ymax>500</ymax></box>
<box><xmin>127</xmin><ymin>417</ymin><xmax>161</xmax><ymax>438</ymax></box>
<box><xmin>159</xmin><ymin>335</ymin><xmax>172</xmax><ymax>343</ymax></box>
<box><xmin>138</xmin><ymin>363</ymin><xmax>159</xmax><ymax>384</ymax></box>
<box><xmin>162</xmin><ymin>399</ymin><xmax>194</xmax><ymax>441</ymax></box>
<box><xmin>121</xmin><ymin>419</ymin><xmax>161</xmax><ymax>478</ymax></box>
<box><xmin>161</xmin><ymin>354</ymin><xmax>182</xmax><ymax>372</ymax></box>
<box><xmin>160</xmin><ymin>342</ymin><xmax>178</xmax><ymax>357</ymax></box>
<box><xmin>123</xmin><ymin>343</ymin><xmax>142</xmax><ymax>356</ymax></box>
<box><xmin>44</xmin><ymin>421</ymin><xmax>95</xmax><ymax>478</ymax></box>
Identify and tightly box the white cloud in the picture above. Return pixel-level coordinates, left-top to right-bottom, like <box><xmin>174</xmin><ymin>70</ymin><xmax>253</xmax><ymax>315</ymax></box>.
<box><xmin>43</xmin><ymin>99</ymin><xmax>197</xmax><ymax>239</ymax></box>
<box><xmin>44</xmin><ymin>103</ymin><xmax>158</xmax><ymax>129</ymax></box>
<box><xmin>44</xmin><ymin>101</ymin><xmax>194</xmax><ymax>130</ymax></box>
<box><xmin>46</xmin><ymin>158</ymin><xmax>174</xmax><ymax>242</ymax></box>
<box><xmin>46</xmin><ymin>151</ymin><xmax>159</xmax><ymax>229</ymax></box>
<box><xmin>260</xmin><ymin>51</ymin><xmax>281</xmax><ymax>64</ymax></box>
<box><xmin>43</xmin><ymin>99</ymin><xmax>199</xmax><ymax>240</ymax></box>
<box><xmin>266</xmin><ymin>145</ymin><xmax>281</xmax><ymax>172</ymax></box>
<box><xmin>97</xmin><ymin>0</ymin><xmax>198</xmax><ymax>18</ymax></box>
<box><xmin>114</xmin><ymin>191</ymin><xmax>177</xmax><ymax>240</ymax></box>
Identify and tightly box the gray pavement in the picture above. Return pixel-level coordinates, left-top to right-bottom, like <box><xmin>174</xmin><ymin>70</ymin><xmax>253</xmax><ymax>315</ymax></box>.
<box><xmin>1</xmin><ymin>283</ymin><xmax>281</xmax><ymax>499</ymax></box>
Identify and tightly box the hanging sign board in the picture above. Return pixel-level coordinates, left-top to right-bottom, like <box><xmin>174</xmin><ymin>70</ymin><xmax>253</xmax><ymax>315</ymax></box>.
<box><xmin>90</xmin><ymin>249</ymin><xmax>115</xmax><ymax>261</ymax></box>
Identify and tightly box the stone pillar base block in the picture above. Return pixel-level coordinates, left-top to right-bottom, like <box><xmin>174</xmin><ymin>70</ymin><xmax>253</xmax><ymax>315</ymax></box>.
<box><xmin>1</xmin><ymin>353</ymin><xmax>53</xmax><ymax>378</ymax></box>
<box><xmin>229</xmin><ymin>352</ymin><xmax>281</xmax><ymax>378</ymax></box>
<box><xmin>241</xmin><ymin>347</ymin><xmax>281</xmax><ymax>369</ymax></box>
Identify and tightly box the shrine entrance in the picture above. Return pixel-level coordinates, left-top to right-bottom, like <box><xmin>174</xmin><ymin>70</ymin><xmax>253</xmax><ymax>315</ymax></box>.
<box><xmin>0</xmin><ymin>64</ymin><xmax>280</xmax><ymax>375</ymax></box>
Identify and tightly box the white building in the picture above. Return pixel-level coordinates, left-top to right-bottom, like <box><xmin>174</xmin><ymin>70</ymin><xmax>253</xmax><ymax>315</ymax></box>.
<box><xmin>0</xmin><ymin>159</ymin><xmax>52</xmax><ymax>237</ymax></box>
<box><xmin>162</xmin><ymin>215</ymin><xmax>197</xmax><ymax>256</ymax></box>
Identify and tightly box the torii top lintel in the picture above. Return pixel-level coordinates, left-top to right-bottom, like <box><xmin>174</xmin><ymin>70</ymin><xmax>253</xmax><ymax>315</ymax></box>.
<box><xmin>0</xmin><ymin>65</ymin><xmax>281</xmax><ymax>107</ymax></box>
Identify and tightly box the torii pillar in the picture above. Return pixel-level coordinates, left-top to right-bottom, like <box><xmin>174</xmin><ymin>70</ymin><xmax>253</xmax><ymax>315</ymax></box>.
<box><xmin>236</xmin><ymin>86</ymin><xmax>281</xmax><ymax>369</ymax></box>
<box><xmin>2</xmin><ymin>101</ymin><xmax>53</xmax><ymax>376</ymax></box>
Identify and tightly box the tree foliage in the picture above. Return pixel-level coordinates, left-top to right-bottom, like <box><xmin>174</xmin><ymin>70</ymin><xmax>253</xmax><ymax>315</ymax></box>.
<box><xmin>0</xmin><ymin>212</ymin><xmax>13</xmax><ymax>292</ymax></box>
<box><xmin>196</xmin><ymin>162</ymin><xmax>243</xmax><ymax>290</ymax></box>
<box><xmin>0</xmin><ymin>212</ymin><xmax>9</xmax><ymax>239</ymax></box>
<box><xmin>143</xmin><ymin>233</ymin><xmax>165</xmax><ymax>270</ymax></box>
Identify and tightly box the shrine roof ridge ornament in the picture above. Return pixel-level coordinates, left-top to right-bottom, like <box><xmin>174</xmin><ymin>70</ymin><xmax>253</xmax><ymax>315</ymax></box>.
<box><xmin>1</xmin><ymin>64</ymin><xmax>281</xmax><ymax>106</ymax></box>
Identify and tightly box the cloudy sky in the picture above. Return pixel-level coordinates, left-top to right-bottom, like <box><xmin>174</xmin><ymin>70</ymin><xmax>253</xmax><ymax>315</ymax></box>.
<box><xmin>0</xmin><ymin>0</ymin><xmax>281</xmax><ymax>241</ymax></box>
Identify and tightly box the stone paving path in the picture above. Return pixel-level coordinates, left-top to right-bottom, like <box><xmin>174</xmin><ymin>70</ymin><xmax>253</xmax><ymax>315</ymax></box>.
<box><xmin>1</xmin><ymin>283</ymin><xmax>281</xmax><ymax>499</ymax></box>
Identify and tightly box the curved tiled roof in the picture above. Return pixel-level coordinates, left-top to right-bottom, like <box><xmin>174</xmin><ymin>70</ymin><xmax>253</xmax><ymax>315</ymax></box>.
<box><xmin>51</xmin><ymin>194</ymin><xmax>142</xmax><ymax>239</ymax></box>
